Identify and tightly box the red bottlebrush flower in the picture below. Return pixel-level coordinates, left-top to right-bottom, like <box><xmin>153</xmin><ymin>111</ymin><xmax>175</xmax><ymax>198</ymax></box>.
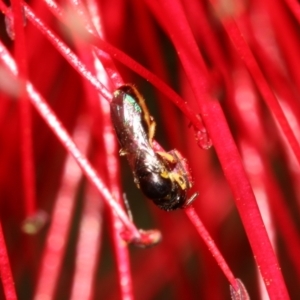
<box><xmin>0</xmin><ymin>0</ymin><xmax>298</xmax><ymax>299</ymax></box>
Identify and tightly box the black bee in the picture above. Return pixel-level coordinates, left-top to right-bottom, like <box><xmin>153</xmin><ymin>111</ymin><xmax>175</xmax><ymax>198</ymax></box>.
<box><xmin>110</xmin><ymin>84</ymin><xmax>198</xmax><ymax>211</ymax></box>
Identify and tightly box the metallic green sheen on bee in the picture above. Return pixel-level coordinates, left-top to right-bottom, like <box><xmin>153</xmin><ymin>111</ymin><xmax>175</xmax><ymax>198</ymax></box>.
<box><xmin>110</xmin><ymin>84</ymin><xmax>197</xmax><ymax>211</ymax></box>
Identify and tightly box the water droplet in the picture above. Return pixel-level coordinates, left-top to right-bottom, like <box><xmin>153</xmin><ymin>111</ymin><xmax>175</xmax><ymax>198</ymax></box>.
<box><xmin>195</xmin><ymin>128</ymin><xmax>212</xmax><ymax>149</ymax></box>
<box><xmin>230</xmin><ymin>278</ymin><xmax>250</xmax><ymax>300</ymax></box>
<box><xmin>190</xmin><ymin>115</ymin><xmax>212</xmax><ymax>150</ymax></box>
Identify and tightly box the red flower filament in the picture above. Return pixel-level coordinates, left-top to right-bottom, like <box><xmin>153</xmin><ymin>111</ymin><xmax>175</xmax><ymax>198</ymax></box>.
<box><xmin>0</xmin><ymin>0</ymin><xmax>298</xmax><ymax>299</ymax></box>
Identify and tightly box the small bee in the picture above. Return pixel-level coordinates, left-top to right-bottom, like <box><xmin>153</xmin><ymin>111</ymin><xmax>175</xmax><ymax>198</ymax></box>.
<box><xmin>110</xmin><ymin>84</ymin><xmax>198</xmax><ymax>211</ymax></box>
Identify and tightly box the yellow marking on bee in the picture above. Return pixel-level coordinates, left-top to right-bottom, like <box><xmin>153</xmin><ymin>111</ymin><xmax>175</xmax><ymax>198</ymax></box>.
<box><xmin>169</xmin><ymin>172</ymin><xmax>188</xmax><ymax>190</ymax></box>
<box><xmin>160</xmin><ymin>169</ymin><xmax>170</xmax><ymax>179</ymax></box>
<box><xmin>157</xmin><ymin>151</ymin><xmax>188</xmax><ymax>189</ymax></box>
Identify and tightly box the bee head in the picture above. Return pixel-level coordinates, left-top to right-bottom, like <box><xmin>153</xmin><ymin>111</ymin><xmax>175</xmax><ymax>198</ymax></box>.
<box><xmin>137</xmin><ymin>169</ymin><xmax>187</xmax><ymax>211</ymax></box>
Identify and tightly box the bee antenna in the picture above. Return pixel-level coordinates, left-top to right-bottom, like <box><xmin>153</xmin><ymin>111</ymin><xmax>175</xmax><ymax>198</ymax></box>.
<box><xmin>183</xmin><ymin>192</ymin><xmax>199</xmax><ymax>208</ymax></box>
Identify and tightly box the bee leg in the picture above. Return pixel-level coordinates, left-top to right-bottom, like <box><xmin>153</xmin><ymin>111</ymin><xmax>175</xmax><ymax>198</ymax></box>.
<box><xmin>122</xmin><ymin>193</ymin><xmax>133</xmax><ymax>221</ymax></box>
<box><xmin>156</xmin><ymin>151</ymin><xmax>190</xmax><ymax>189</ymax></box>
<box><xmin>135</xmin><ymin>89</ymin><xmax>157</xmax><ymax>145</ymax></box>
<box><xmin>119</xmin><ymin>148</ymin><xmax>128</xmax><ymax>156</ymax></box>
<box><xmin>168</xmin><ymin>149</ymin><xmax>185</xmax><ymax>163</ymax></box>
<box><xmin>156</xmin><ymin>149</ymin><xmax>187</xmax><ymax>167</ymax></box>
<box><xmin>156</xmin><ymin>151</ymin><xmax>178</xmax><ymax>164</ymax></box>
<box><xmin>168</xmin><ymin>149</ymin><xmax>194</xmax><ymax>186</ymax></box>
<box><xmin>133</xmin><ymin>176</ymin><xmax>141</xmax><ymax>188</ymax></box>
<box><xmin>148</xmin><ymin>116</ymin><xmax>156</xmax><ymax>146</ymax></box>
